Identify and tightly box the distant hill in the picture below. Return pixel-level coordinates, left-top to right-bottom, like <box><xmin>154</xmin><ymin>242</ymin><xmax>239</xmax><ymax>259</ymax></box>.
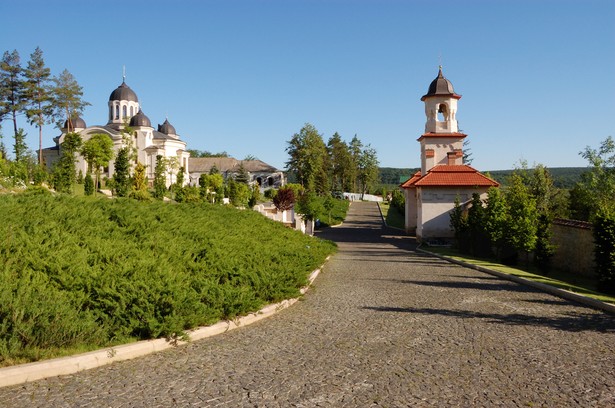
<box><xmin>379</xmin><ymin>167</ymin><xmax>417</xmax><ymax>185</ymax></box>
<box><xmin>379</xmin><ymin>167</ymin><xmax>589</xmax><ymax>189</ymax></box>
<box><xmin>485</xmin><ymin>167</ymin><xmax>588</xmax><ymax>189</ymax></box>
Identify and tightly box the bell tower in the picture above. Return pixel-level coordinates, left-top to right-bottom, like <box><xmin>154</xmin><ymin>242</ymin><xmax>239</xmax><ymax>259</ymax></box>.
<box><xmin>418</xmin><ymin>66</ymin><xmax>466</xmax><ymax>174</ymax></box>
<box><xmin>422</xmin><ymin>66</ymin><xmax>461</xmax><ymax>133</ymax></box>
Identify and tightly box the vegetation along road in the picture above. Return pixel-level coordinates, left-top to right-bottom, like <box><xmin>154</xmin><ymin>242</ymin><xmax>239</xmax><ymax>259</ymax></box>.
<box><xmin>2</xmin><ymin>201</ymin><xmax>614</xmax><ymax>407</ymax></box>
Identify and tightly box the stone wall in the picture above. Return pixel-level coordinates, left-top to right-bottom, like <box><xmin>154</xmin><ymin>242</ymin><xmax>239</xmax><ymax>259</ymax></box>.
<box><xmin>550</xmin><ymin>219</ymin><xmax>595</xmax><ymax>277</ymax></box>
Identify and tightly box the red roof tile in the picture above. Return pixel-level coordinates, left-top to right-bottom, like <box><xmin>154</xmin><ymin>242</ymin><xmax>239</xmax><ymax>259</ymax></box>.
<box><xmin>400</xmin><ymin>171</ymin><xmax>422</xmax><ymax>188</ymax></box>
<box><xmin>401</xmin><ymin>165</ymin><xmax>499</xmax><ymax>188</ymax></box>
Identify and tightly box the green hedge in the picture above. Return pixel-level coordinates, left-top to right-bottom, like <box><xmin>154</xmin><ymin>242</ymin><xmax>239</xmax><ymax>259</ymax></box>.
<box><xmin>0</xmin><ymin>193</ymin><xmax>336</xmax><ymax>365</ymax></box>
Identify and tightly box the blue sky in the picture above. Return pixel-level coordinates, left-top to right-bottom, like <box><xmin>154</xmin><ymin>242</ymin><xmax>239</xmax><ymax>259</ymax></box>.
<box><xmin>1</xmin><ymin>0</ymin><xmax>614</xmax><ymax>171</ymax></box>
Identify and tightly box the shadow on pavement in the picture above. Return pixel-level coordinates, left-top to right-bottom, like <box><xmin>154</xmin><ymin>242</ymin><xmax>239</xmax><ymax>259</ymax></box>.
<box><xmin>362</xmin><ymin>306</ymin><xmax>615</xmax><ymax>333</ymax></box>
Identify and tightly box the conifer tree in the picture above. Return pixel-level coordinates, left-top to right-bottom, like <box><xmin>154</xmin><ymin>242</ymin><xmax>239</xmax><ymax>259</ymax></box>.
<box><xmin>0</xmin><ymin>50</ymin><xmax>26</xmax><ymax>152</ymax></box>
<box><xmin>51</xmin><ymin>69</ymin><xmax>90</xmax><ymax>131</ymax></box>
<box><xmin>113</xmin><ymin>147</ymin><xmax>131</xmax><ymax>197</ymax></box>
<box><xmin>23</xmin><ymin>47</ymin><xmax>53</xmax><ymax>165</ymax></box>
<box><xmin>153</xmin><ymin>155</ymin><xmax>167</xmax><ymax>199</ymax></box>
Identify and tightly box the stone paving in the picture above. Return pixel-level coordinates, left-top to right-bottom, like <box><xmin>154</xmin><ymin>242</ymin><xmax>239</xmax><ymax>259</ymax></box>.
<box><xmin>2</xmin><ymin>201</ymin><xmax>614</xmax><ymax>407</ymax></box>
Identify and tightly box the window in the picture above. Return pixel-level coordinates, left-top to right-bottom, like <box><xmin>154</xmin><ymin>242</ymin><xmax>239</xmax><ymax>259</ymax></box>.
<box><xmin>115</xmin><ymin>105</ymin><xmax>119</xmax><ymax>119</ymax></box>
<box><xmin>122</xmin><ymin>105</ymin><xmax>127</xmax><ymax>118</ymax></box>
<box><xmin>130</xmin><ymin>106</ymin><xmax>134</xmax><ymax>116</ymax></box>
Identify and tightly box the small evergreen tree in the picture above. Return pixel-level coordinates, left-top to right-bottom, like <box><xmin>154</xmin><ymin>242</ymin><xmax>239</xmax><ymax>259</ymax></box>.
<box><xmin>153</xmin><ymin>155</ymin><xmax>167</xmax><ymax>199</ymax></box>
<box><xmin>84</xmin><ymin>172</ymin><xmax>94</xmax><ymax>195</ymax></box>
<box><xmin>235</xmin><ymin>162</ymin><xmax>249</xmax><ymax>184</ymax></box>
<box><xmin>467</xmin><ymin>193</ymin><xmax>490</xmax><ymax>257</ymax></box>
<box><xmin>130</xmin><ymin>162</ymin><xmax>150</xmax><ymax>201</ymax></box>
<box><xmin>51</xmin><ymin>132</ymin><xmax>82</xmax><ymax>193</ymax></box>
<box><xmin>450</xmin><ymin>196</ymin><xmax>469</xmax><ymax>253</ymax></box>
<box><xmin>113</xmin><ymin>147</ymin><xmax>131</xmax><ymax>197</ymax></box>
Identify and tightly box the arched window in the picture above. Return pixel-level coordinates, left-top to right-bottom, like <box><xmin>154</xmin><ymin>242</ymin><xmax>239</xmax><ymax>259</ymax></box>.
<box><xmin>130</xmin><ymin>106</ymin><xmax>134</xmax><ymax>116</ymax></box>
<box><xmin>437</xmin><ymin>104</ymin><xmax>448</xmax><ymax>122</ymax></box>
<box><xmin>122</xmin><ymin>105</ymin><xmax>127</xmax><ymax>118</ymax></box>
<box><xmin>115</xmin><ymin>104</ymin><xmax>119</xmax><ymax>119</ymax></box>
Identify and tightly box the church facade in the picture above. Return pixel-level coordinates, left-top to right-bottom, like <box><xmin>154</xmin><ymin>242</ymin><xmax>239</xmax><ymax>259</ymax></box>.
<box><xmin>401</xmin><ymin>67</ymin><xmax>498</xmax><ymax>242</ymax></box>
<box><xmin>42</xmin><ymin>80</ymin><xmax>190</xmax><ymax>187</ymax></box>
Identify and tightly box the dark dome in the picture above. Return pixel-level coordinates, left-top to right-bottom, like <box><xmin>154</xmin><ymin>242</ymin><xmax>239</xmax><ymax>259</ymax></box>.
<box><xmin>157</xmin><ymin>119</ymin><xmax>176</xmax><ymax>135</ymax></box>
<box><xmin>421</xmin><ymin>66</ymin><xmax>459</xmax><ymax>100</ymax></box>
<box><xmin>129</xmin><ymin>109</ymin><xmax>151</xmax><ymax>127</ymax></box>
<box><xmin>109</xmin><ymin>81</ymin><xmax>138</xmax><ymax>102</ymax></box>
<box><xmin>63</xmin><ymin>116</ymin><xmax>86</xmax><ymax>129</ymax></box>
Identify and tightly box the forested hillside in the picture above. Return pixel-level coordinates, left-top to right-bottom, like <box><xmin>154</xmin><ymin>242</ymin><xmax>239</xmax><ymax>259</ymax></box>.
<box><xmin>486</xmin><ymin>167</ymin><xmax>587</xmax><ymax>188</ymax></box>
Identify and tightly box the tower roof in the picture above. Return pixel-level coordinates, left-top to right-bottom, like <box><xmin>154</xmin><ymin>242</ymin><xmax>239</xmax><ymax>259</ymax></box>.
<box><xmin>63</xmin><ymin>116</ymin><xmax>86</xmax><ymax>130</ymax></box>
<box><xmin>129</xmin><ymin>109</ymin><xmax>151</xmax><ymax>127</ymax></box>
<box><xmin>421</xmin><ymin>66</ymin><xmax>461</xmax><ymax>101</ymax></box>
<box><xmin>109</xmin><ymin>81</ymin><xmax>139</xmax><ymax>102</ymax></box>
<box><xmin>158</xmin><ymin>118</ymin><xmax>176</xmax><ymax>135</ymax></box>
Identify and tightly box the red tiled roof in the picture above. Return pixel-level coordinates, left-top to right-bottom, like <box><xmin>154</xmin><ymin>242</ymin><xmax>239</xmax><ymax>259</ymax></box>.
<box><xmin>400</xmin><ymin>171</ymin><xmax>422</xmax><ymax>188</ymax></box>
<box><xmin>401</xmin><ymin>165</ymin><xmax>499</xmax><ymax>188</ymax></box>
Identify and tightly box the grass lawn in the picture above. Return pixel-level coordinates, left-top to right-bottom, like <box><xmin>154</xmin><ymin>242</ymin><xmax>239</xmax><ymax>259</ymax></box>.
<box><xmin>423</xmin><ymin>247</ymin><xmax>615</xmax><ymax>305</ymax></box>
<box><xmin>378</xmin><ymin>202</ymin><xmax>405</xmax><ymax>230</ymax></box>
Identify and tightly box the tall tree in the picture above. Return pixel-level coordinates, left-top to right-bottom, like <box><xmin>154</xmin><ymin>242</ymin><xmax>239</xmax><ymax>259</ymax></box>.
<box><xmin>483</xmin><ymin>186</ymin><xmax>507</xmax><ymax>258</ymax></box>
<box><xmin>0</xmin><ymin>50</ymin><xmax>26</xmax><ymax>150</ymax></box>
<box><xmin>575</xmin><ymin>136</ymin><xmax>615</xmax><ymax>218</ymax></box>
<box><xmin>81</xmin><ymin>134</ymin><xmax>114</xmax><ymax>191</ymax></box>
<box><xmin>504</xmin><ymin>173</ymin><xmax>538</xmax><ymax>264</ymax></box>
<box><xmin>348</xmin><ymin>135</ymin><xmax>362</xmax><ymax>192</ymax></box>
<box><xmin>51</xmin><ymin>69</ymin><xmax>89</xmax><ymax>131</ymax></box>
<box><xmin>357</xmin><ymin>144</ymin><xmax>379</xmax><ymax>198</ymax></box>
<box><xmin>23</xmin><ymin>47</ymin><xmax>53</xmax><ymax>165</ymax></box>
<box><xmin>327</xmin><ymin>132</ymin><xmax>351</xmax><ymax>192</ymax></box>
<box><xmin>462</xmin><ymin>139</ymin><xmax>473</xmax><ymax>165</ymax></box>
<box><xmin>285</xmin><ymin>123</ymin><xmax>328</xmax><ymax>193</ymax></box>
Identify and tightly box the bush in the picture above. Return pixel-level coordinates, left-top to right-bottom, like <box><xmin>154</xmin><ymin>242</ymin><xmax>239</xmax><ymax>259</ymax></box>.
<box><xmin>84</xmin><ymin>173</ymin><xmax>94</xmax><ymax>196</ymax></box>
<box><xmin>594</xmin><ymin>212</ymin><xmax>615</xmax><ymax>294</ymax></box>
<box><xmin>390</xmin><ymin>189</ymin><xmax>405</xmax><ymax>214</ymax></box>
<box><xmin>0</xmin><ymin>194</ymin><xmax>336</xmax><ymax>365</ymax></box>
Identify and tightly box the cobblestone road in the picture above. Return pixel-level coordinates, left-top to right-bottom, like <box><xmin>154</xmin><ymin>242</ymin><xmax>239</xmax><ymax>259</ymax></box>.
<box><xmin>2</xmin><ymin>202</ymin><xmax>614</xmax><ymax>407</ymax></box>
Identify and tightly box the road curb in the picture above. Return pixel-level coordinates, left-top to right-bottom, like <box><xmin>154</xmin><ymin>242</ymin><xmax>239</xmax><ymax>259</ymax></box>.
<box><xmin>0</xmin><ymin>261</ymin><xmax>327</xmax><ymax>389</ymax></box>
<box><xmin>417</xmin><ymin>248</ymin><xmax>615</xmax><ymax>315</ymax></box>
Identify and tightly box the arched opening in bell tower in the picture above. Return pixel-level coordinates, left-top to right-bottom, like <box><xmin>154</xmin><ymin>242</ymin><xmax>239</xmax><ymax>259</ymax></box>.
<box><xmin>437</xmin><ymin>103</ymin><xmax>448</xmax><ymax>122</ymax></box>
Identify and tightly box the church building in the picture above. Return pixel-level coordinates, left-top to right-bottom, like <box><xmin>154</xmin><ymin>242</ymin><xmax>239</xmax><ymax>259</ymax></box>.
<box><xmin>401</xmin><ymin>67</ymin><xmax>498</xmax><ymax>242</ymax></box>
<box><xmin>43</xmin><ymin>79</ymin><xmax>190</xmax><ymax>187</ymax></box>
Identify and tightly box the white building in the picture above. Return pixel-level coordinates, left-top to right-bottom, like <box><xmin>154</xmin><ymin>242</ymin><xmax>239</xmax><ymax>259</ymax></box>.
<box><xmin>188</xmin><ymin>157</ymin><xmax>284</xmax><ymax>191</ymax></box>
<box><xmin>43</xmin><ymin>79</ymin><xmax>190</xmax><ymax>187</ymax></box>
<box><xmin>401</xmin><ymin>67</ymin><xmax>498</xmax><ymax>242</ymax></box>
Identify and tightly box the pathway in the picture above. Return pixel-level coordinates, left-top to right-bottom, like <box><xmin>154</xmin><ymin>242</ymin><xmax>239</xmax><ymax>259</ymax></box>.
<box><xmin>1</xmin><ymin>202</ymin><xmax>614</xmax><ymax>407</ymax></box>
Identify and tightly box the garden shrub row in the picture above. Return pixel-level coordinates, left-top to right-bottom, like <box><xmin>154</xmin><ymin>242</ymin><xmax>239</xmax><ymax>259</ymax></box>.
<box><xmin>0</xmin><ymin>192</ymin><xmax>336</xmax><ymax>365</ymax></box>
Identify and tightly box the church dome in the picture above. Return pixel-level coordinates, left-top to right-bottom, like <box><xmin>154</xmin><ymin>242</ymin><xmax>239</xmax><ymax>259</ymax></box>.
<box><xmin>109</xmin><ymin>81</ymin><xmax>138</xmax><ymax>102</ymax></box>
<box><xmin>421</xmin><ymin>66</ymin><xmax>458</xmax><ymax>100</ymax></box>
<box><xmin>129</xmin><ymin>109</ymin><xmax>151</xmax><ymax>127</ymax></box>
<box><xmin>157</xmin><ymin>119</ymin><xmax>176</xmax><ymax>135</ymax></box>
<box><xmin>63</xmin><ymin>116</ymin><xmax>86</xmax><ymax>129</ymax></box>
